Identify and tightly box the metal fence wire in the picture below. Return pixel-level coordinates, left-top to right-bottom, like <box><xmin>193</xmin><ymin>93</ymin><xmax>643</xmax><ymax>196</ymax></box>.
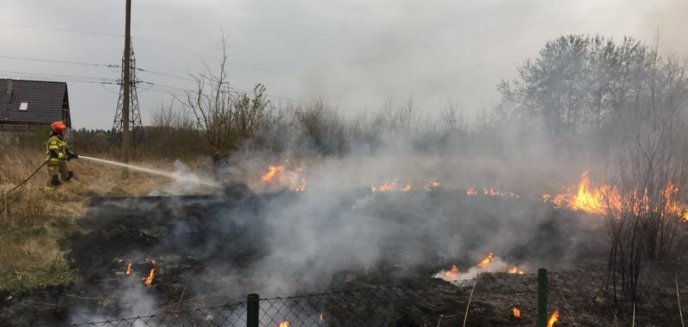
<box><xmin>71</xmin><ymin>302</ymin><xmax>247</xmax><ymax>327</ymax></box>
<box><xmin>71</xmin><ymin>265</ymin><xmax>688</xmax><ymax>326</ymax></box>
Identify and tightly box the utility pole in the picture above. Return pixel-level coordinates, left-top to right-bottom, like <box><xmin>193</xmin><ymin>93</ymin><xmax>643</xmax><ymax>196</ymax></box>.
<box><xmin>122</xmin><ymin>0</ymin><xmax>132</xmax><ymax>178</ymax></box>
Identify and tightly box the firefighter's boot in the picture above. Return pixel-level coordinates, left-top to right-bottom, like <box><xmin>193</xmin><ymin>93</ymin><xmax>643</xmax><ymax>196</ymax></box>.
<box><xmin>46</xmin><ymin>174</ymin><xmax>61</xmax><ymax>189</ymax></box>
<box><xmin>63</xmin><ymin>171</ymin><xmax>74</xmax><ymax>182</ymax></box>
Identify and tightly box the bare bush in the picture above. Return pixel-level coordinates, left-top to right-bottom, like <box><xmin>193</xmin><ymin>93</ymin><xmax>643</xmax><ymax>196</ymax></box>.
<box><xmin>605</xmin><ymin>54</ymin><xmax>688</xmax><ymax>308</ymax></box>
<box><xmin>186</xmin><ymin>37</ymin><xmax>270</xmax><ymax>163</ymax></box>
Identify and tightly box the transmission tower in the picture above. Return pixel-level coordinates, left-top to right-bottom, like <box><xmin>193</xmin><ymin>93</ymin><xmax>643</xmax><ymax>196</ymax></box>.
<box><xmin>111</xmin><ymin>42</ymin><xmax>142</xmax><ymax>147</ymax></box>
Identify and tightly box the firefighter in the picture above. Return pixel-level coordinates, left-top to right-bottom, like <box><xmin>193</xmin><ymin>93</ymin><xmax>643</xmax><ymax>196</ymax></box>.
<box><xmin>46</xmin><ymin>120</ymin><xmax>78</xmax><ymax>188</ymax></box>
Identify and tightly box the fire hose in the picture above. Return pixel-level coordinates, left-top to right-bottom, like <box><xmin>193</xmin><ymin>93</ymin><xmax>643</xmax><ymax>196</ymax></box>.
<box><xmin>1</xmin><ymin>155</ymin><xmax>220</xmax><ymax>199</ymax></box>
<box><xmin>0</xmin><ymin>159</ymin><xmax>49</xmax><ymax>197</ymax></box>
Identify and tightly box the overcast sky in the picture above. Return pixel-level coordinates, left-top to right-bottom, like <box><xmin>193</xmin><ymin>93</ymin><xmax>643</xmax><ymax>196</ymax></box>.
<box><xmin>1</xmin><ymin>0</ymin><xmax>687</xmax><ymax>129</ymax></box>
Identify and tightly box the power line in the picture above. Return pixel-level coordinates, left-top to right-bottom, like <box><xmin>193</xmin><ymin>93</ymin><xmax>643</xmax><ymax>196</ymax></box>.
<box><xmin>136</xmin><ymin>68</ymin><xmax>194</xmax><ymax>82</ymax></box>
<box><xmin>0</xmin><ymin>54</ymin><xmax>119</xmax><ymax>69</ymax></box>
<box><xmin>0</xmin><ymin>70</ymin><xmax>118</xmax><ymax>84</ymax></box>
<box><xmin>0</xmin><ymin>22</ymin><xmax>122</xmax><ymax>38</ymax></box>
<box><xmin>0</xmin><ymin>54</ymin><xmax>191</xmax><ymax>84</ymax></box>
<box><xmin>129</xmin><ymin>37</ymin><xmax>312</xmax><ymax>83</ymax></box>
<box><xmin>0</xmin><ymin>53</ymin><xmax>287</xmax><ymax>100</ymax></box>
<box><xmin>99</xmin><ymin>83</ymin><xmax>122</xmax><ymax>95</ymax></box>
<box><xmin>144</xmin><ymin>79</ymin><xmax>302</xmax><ymax>104</ymax></box>
<box><xmin>0</xmin><ymin>21</ymin><xmax>312</xmax><ymax>83</ymax></box>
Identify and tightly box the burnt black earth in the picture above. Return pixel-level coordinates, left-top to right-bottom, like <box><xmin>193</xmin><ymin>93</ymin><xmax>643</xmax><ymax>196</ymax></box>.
<box><xmin>0</xmin><ymin>184</ymin><xmax>609</xmax><ymax>326</ymax></box>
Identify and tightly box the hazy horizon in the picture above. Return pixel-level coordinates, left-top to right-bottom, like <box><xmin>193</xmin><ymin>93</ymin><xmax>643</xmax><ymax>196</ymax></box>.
<box><xmin>2</xmin><ymin>0</ymin><xmax>687</xmax><ymax>129</ymax></box>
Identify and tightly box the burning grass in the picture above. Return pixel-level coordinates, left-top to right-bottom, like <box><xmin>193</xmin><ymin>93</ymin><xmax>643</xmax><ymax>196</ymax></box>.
<box><xmin>545</xmin><ymin>170</ymin><xmax>688</xmax><ymax>221</ymax></box>
<box><xmin>0</xmin><ymin>144</ymin><xmax>201</xmax><ymax>293</ymax></box>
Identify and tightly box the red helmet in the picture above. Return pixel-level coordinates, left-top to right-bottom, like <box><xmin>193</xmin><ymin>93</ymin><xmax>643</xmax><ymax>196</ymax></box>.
<box><xmin>51</xmin><ymin>121</ymin><xmax>67</xmax><ymax>133</ymax></box>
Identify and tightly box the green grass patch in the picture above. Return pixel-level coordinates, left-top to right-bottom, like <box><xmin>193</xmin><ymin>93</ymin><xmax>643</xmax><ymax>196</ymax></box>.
<box><xmin>0</xmin><ymin>222</ymin><xmax>76</xmax><ymax>294</ymax></box>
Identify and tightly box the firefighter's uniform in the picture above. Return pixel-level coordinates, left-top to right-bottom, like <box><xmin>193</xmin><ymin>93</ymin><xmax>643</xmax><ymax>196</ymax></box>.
<box><xmin>45</xmin><ymin>121</ymin><xmax>77</xmax><ymax>188</ymax></box>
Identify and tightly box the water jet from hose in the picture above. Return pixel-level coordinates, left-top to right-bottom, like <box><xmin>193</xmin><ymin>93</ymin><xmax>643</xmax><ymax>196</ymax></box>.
<box><xmin>78</xmin><ymin>155</ymin><xmax>220</xmax><ymax>188</ymax></box>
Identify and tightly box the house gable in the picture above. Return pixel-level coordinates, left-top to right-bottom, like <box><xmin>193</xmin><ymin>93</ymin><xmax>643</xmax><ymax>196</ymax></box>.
<box><xmin>0</xmin><ymin>79</ymin><xmax>71</xmax><ymax>127</ymax></box>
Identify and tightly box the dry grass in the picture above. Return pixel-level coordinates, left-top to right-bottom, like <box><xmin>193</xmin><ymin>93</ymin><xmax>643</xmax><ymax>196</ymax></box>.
<box><xmin>0</xmin><ymin>144</ymin><xmax>196</xmax><ymax>293</ymax></box>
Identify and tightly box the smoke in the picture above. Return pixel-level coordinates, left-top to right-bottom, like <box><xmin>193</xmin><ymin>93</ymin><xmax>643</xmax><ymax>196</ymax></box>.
<box><xmin>433</xmin><ymin>255</ymin><xmax>524</xmax><ymax>282</ymax></box>
<box><xmin>150</xmin><ymin>160</ymin><xmax>219</xmax><ymax>195</ymax></box>
<box><xmin>160</xmin><ymin>128</ymin><xmax>604</xmax><ymax>299</ymax></box>
<box><xmin>70</xmin><ymin>277</ymin><xmax>157</xmax><ymax>325</ymax></box>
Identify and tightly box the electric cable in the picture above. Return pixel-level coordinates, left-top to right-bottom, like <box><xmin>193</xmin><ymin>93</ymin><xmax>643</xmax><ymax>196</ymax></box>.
<box><xmin>0</xmin><ymin>54</ymin><xmax>119</xmax><ymax>69</ymax></box>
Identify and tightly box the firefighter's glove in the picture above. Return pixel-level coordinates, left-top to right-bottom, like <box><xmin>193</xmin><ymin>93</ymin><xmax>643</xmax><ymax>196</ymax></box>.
<box><xmin>67</xmin><ymin>153</ymin><xmax>79</xmax><ymax>160</ymax></box>
<box><xmin>49</xmin><ymin>150</ymin><xmax>59</xmax><ymax>159</ymax></box>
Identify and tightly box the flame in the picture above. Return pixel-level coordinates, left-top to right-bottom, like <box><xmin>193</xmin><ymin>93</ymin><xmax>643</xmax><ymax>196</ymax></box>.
<box><xmin>443</xmin><ymin>265</ymin><xmax>460</xmax><ymax>280</ymax></box>
<box><xmin>425</xmin><ymin>181</ymin><xmax>441</xmax><ymax>190</ymax></box>
<box><xmin>547</xmin><ymin>310</ymin><xmax>559</xmax><ymax>327</ymax></box>
<box><xmin>549</xmin><ymin>171</ymin><xmax>688</xmax><ymax>220</ymax></box>
<box><xmin>476</xmin><ymin>252</ymin><xmax>495</xmax><ymax>268</ymax></box>
<box><xmin>278</xmin><ymin>320</ymin><xmax>290</xmax><ymax>327</ymax></box>
<box><xmin>371</xmin><ymin>181</ymin><xmax>412</xmax><ymax>193</ymax></box>
<box><xmin>318</xmin><ymin>312</ymin><xmax>325</xmax><ymax>323</ymax></box>
<box><xmin>125</xmin><ymin>262</ymin><xmax>132</xmax><ymax>275</ymax></box>
<box><xmin>261</xmin><ymin>164</ymin><xmax>307</xmax><ymax>192</ymax></box>
<box><xmin>484</xmin><ymin>187</ymin><xmax>500</xmax><ymax>196</ymax></box>
<box><xmin>467</xmin><ymin>188</ymin><xmax>477</xmax><ymax>196</ymax></box>
<box><xmin>507</xmin><ymin>266</ymin><xmax>525</xmax><ymax>275</ymax></box>
<box><xmin>262</xmin><ymin>165</ymin><xmax>284</xmax><ymax>183</ymax></box>
<box><xmin>143</xmin><ymin>268</ymin><xmax>156</xmax><ymax>286</ymax></box>
<box><xmin>512</xmin><ymin>306</ymin><xmax>521</xmax><ymax>318</ymax></box>
<box><xmin>552</xmin><ymin>171</ymin><xmax>620</xmax><ymax>215</ymax></box>
<box><xmin>375</xmin><ymin>182</ymin><xmax>396</xmax><ymax>192</ymax></box>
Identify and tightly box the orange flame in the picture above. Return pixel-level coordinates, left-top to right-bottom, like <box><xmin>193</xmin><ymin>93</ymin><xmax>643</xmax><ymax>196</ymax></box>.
<box><xmin>262</xmin><ymin>165</ymin><xmax>284</xmax><ymax>183</ymax></box>
<box><xmin>378</xmin><ymin>182</ymin><xmax>396</xmax><ymax>192</ymax></box>
<box><xmin>425</xmin><ymin>181</ymin><xmax>441</xmax><ymax>190</ymax></box>
<box><xmin>443</xmin><ymin>265</ymin><xmax>460</xmax><ymax>280</ymax></box>
<box><xmin>261</xmin><ymin>164</ymin><xmax>307</xmax><ymax>192</ymax></box>
<box><xmin>371</xmin><ymin>181</ymin><xmax>412</xmax><ymax>193</ymax></box>
<box><xmin>476</xmin><ymin>252</ymin><xmax>494</xmax><ymax>268</ymax></box>
<box><xmin>507</xmin><ymin>266</ymin><xmax>525</xmax><ymax>275</ymax></box>
<box><xmin>484</xmin><ymin>187</ymin><xmax>500</xmax><ymax>196</ymax></box>
<box><xmin>125</xmin><ymin>262</ymin><xmax>132</xmax><ymax>275</ymax></box>
<box><xmin>549</xmin><ymin>171</ymin><xmax>618</xmax><ymax>215</ymax></box>
<box><xmin>547</xmin><ymin>310</ymin><xmax>559</xmax><ymax>327</ymax></box>
<box><xmin>278</xmin><ymin>320</ymin><xmax>289</xmax><ymax>327</ymax></box>
<box><xmin>549</xmin><ymin>171</ymin><xmax>688</xmax><ymax>220</ymax></box>
<box><xmin>512</xmin><ymin>306</ymin><xmax>521</xmax><ymax>318</ymax></box>
<box><xmin>143</xmin><ymin>268</ymin><xmax>156</xmax><ymax>286</ymax></box>
<box><xmin>466</xmin><ymin>188</ymin><xmax>477</xmax><ymax>196</ymax></box>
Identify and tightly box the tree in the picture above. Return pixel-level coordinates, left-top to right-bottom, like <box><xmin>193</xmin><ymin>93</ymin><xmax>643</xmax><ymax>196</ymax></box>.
<box><xmin>498</xmin><ymin>35</ymin><xmax>655</xmax><ymax>155</ymax></box>
<box><xmin>186</xmin><ymin>37</ymin><xmax>270</xmax><ymax>163</ymax></box>
<box><xmin>499</xmin><ymin>34</ymin><xmax>688</xmax><ymax>315</ymax></box>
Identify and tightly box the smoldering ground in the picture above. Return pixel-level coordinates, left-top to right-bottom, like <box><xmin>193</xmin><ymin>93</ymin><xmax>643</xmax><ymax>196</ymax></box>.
<box><xmin>64</xmin><ymin>131</ymin><xmax>609</xmax><ymax>323</ymax></box>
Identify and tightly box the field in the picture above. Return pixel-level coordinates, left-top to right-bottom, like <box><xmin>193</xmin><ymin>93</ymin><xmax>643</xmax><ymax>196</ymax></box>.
<box><xmin>0</xmin><ymin>144</ymin><xmax>184</xmax><ymax>294</ymax></box>
<box><xmin>2</xmin><ymin>33</ymin><xmax>688</xmax><ymax>326</ymax></box>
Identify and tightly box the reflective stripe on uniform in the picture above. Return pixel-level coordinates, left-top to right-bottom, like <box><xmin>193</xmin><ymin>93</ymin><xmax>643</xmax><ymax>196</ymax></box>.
<box><xmin>46</xmin><ymin>135</ymin><xmax>67</xmax><ymax>161</ymax></box>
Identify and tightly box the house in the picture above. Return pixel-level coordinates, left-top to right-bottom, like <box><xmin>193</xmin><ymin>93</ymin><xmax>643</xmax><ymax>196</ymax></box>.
<box><xmin>0</xmin><ymin>78</ymin><xmax>71</xmax><ymax>131</ymax></box>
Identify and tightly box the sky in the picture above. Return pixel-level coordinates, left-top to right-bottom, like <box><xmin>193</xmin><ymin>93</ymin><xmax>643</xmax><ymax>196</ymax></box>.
<box><xmin>1</xmin><ymin>0</ymin><xmax>687</xmax><ymax>129</ymax></box>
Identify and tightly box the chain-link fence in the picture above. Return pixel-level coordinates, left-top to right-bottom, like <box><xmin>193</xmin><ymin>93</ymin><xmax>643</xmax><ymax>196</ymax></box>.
<box><xmin>71</xmin><ymin>264</ymin><xmax>688</xmax><ymax>326</ymax></box>
<box><xmin>71</xmin><ymin>302</ymin><xmax>247</xmax><ymax>327</ymax></box>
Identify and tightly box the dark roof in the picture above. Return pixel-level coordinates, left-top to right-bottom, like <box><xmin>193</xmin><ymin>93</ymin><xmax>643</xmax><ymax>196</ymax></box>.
<box><xmin>0</xmin><ymin>78</ymin><xmax>71</xmax><ymax>126</ymax></box>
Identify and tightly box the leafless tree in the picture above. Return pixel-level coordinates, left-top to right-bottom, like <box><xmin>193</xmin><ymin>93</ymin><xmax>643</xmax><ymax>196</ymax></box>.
<box><xmin>186</xmin><ymin>37</ymin><xmax>270</xmax><ymax>163</ymax></box>
<box><xmin>499</xmin><ymin>34</ymin><xmax>688</xmax><ymax>315</ymax></box>
<box><xmin>605</xmin><ymin>52</ymin><xmax>688</xmax><ymax>312</ymax></box>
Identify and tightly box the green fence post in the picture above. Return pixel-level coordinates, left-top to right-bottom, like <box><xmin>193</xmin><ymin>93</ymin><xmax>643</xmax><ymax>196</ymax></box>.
<box><xmin>247</xmin><ymin>293</ymin><xmax>259</xmax><ymax>327</ymax></box>
<box><xmin>536</xmin><ymin>268</ymin><xmax>548</xmax><ymax>327</ymax></box>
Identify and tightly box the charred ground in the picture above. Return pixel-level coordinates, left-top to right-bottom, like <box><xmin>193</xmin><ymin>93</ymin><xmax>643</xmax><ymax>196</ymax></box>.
<box><xmin>1</xmin><ymin>183</ymin><xmax>613</xmax><ymax>326</ymax></box>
